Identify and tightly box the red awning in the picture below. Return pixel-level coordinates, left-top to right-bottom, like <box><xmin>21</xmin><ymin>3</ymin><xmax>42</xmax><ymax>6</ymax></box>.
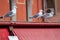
<box><xmin>0</xmin><ymin>28</ymin><xmax>9</xmax><ymax>40</ymax></box>
<box><xmin>13</xmin><ymin>28</ymin><xmax>60</xmax><ymax>40</ymax></box>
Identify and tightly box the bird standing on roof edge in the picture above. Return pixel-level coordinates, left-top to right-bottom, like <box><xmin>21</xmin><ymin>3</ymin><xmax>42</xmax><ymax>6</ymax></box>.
<box><xmin>42</xmin><ymin>9</ymin><xmax>54</xmax><ymax>18</ymax></box>
<box><xmin>29</xmin><ymin>10</ymin><xmax>43</xmax><ymax>19</ymax></box>
<box><xmin>0</xmin><ymin>6</ymin><xmax>16</xmax><ymax>19</ymax></box>
<box><xmin>29</xmin><ymin>9</ymin><xmax>54</xmax><ymax>19</ymax></box>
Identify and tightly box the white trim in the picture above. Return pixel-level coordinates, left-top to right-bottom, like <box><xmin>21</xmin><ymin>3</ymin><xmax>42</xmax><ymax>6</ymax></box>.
<box><xmin>27</xmin><ymin>0</ymin><xmax>32</xmax><ymax>22</ymax></box>
<box><xmin>16</xmin><ymin>0</ymin><xmax>25</xmax><ymax>4</ymax></box>
<box><xmin>8</xmin><ymin>36</ymin><xmax>19</xmax><ymax>40</ymax></box>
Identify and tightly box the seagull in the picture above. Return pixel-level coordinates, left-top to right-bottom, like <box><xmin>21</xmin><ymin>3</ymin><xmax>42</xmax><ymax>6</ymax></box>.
<box><xmin>42</xmin><ymin>9</ymin><xmax>54</xmax><ymax>18</ymax></box>
<box><xmin>29</xmin><ymin>10</ymin><xmax>43</xmax><ymax>19</ymax></box>
<box><xmin>0</xmin><ymin>6</ymin><xmax>16</xmax><ymax>19</ymax></box>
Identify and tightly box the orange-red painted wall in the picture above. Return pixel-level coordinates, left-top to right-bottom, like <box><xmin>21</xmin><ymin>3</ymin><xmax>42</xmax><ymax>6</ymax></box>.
<box><xmin>16</xmin><ymin>0</ymin><xmax>26</xmax><ymax>21</ymax></box>
<box><xmin>0</xmin><ymin>0</ymin><xmax>42</xmax><ymax>22</ymax></box>
<box><xmin>0</xmin><ymin>0</ymin><xmax>10</xmax><ymax>21</ymax></box>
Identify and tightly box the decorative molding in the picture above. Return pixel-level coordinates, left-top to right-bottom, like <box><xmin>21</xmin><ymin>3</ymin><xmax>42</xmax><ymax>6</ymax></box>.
<box><xmin>16</xmin><ymin>0</ymin><xmax>25</xmax><ymax>4</ymax></box>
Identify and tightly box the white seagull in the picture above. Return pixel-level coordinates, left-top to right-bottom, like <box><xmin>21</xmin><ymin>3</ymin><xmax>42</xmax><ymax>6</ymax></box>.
<box><xmin>29</xmin><ymin>10</ymin><xmax>43</xmax><ymax>18</ymax></box>
<box><xmin>0</xmin><ymin>6</ymin><xmax>16</xmax><ymax>18</ymax></box>
<box><xmin>42</xmin><ymin>9</ymin><xmax>54</xmax><ymax>18</ymax></box>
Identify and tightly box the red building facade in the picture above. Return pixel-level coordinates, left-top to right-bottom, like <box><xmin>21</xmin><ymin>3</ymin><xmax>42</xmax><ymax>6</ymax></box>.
<box><xmin>0</xmin><ymin>0</ymin><xmax>42</xmax><ymax>22</ymax></box>
<box><xmin>0</xmin><ymin>0</ymin><xmax>60</xmax><ymax>40</ymax></box>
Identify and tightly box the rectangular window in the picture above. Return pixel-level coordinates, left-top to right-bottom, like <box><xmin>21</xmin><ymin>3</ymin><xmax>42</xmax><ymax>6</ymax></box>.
<box><xmin>42</xmin><ymin>0</ymin><xmax>55</xmax><ymax>15</ymax></box>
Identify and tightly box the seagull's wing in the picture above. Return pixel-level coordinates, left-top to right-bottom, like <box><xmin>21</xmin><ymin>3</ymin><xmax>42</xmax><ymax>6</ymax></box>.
<box><xmin>3</xmin><ymin>11</ymin><xmax>13</xmax><ymax>18</ymax></box>
<box><xmin>42</xmin><ymin>13</ymin><xmax>54</xmax><ymax>18</ymax></box>
<box><xmin>33</xmin><ymin>14</ymin><xmax>39</xmax><ymax>18</ymax></box>
<box><xmin>29</xmin><ymin>10</ymin><xmax>43</xmax><ymax>18</ymax></box>
<box><xmin>29</xmin><ymin>14</ymin><xmax>39</xmax><ymax>19</ymax></box>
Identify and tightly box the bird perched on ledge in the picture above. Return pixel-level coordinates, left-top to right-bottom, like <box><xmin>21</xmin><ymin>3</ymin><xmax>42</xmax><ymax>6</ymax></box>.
<box><xmin>0</xmin><ymin>6</ymin><xmax>16</xmax><ymax>19</ymax></box>
<box><xmin>42</xmin><ymin>9</ymin><xmax>54</xmax><ymax>18</ymax></box>
<box><xmin>29</xmin><ymin>8</ymin><xmax>54</xmax><ymax>19</ymax></box>
<box><xmin>29</xmin><ymin>10</ymin><xmax>43</xmax><ymax>19</ymax></box>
